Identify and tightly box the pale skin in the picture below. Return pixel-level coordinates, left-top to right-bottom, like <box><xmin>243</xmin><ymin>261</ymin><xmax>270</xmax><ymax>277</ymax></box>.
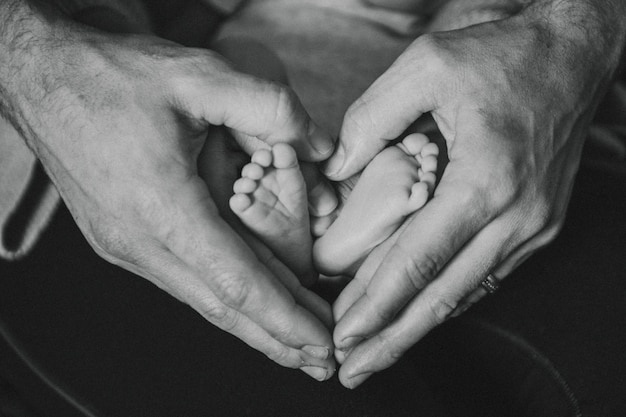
<box><xmin>211</xmin><ymin>37</ymin><xmax>340</xmax><ymax>287</ymax></box>
<box><xmin>219</xmin><ymin>37</ymin><xmax>440</xmax><ymax>285</ymax></box>
<box><xmin>0</xmin><ymin>1</ymin><xmax>337</xmax><ymax>381</ymax></box>
<box><xmin>230</xmin><ymin>143</ymin><xmax>317</xmax><ymax>285</ymax></box>
<box><xmin>4</xmin><ymin>0</ymin><xmax>625</xmax><ymax>390</ymax></box>
<box><xmin>312</xmin><ymin>133</ymin><xmax>439</xmax><ymax>277</ymax></box>
<box><xmin>325</xmin><ymin>0</ymin><xmax>626</xmax><ymax>388</ymax></box>
<box><xmin>229</xmin><ymin>133</ymin><xmax>439</xmax><ymax>283</ymax></box>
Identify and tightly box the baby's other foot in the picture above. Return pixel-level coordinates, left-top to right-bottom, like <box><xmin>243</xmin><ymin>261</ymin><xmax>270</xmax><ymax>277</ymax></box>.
<box><xmin>230</xmin><ymin>143</ymin><xmax>317</xmax><ymax>286</ymax></box>
<box><xmin>300</xmin><ymin>162</ymin><xmax>340</xmax><ymax>238</ymax></box>
<box><xmin>313</xmin><ymin>133</ymin><xmax>438</xmax><ymax>276</ymax></box>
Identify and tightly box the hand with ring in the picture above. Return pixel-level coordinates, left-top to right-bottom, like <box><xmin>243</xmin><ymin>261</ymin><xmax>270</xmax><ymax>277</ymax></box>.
<box><xmin>324</xmin><ymin>0</ymin><xmax>626</xmax><ymax>388</ymax></box>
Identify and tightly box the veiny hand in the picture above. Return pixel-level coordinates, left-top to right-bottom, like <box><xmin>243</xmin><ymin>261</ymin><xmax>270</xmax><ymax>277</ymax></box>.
<box><xmin>1</xmin><ymin>6</ymin><xmax>336</xmax><ymax>380</ymax></box>
<box><xmin>324</xmin><ymin>1</ymin><xmax>626</xmax><ymax>388</ymax></box>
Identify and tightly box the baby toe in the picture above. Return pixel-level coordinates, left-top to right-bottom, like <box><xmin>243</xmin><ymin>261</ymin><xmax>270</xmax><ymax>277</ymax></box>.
<box><xmin>251</xmin><ymin>148</ymin><xmax>273</xmax><ymax>167</ymax></box>
<box><xmin>272</xmin><ymin>143</ymin><xmax>299</xmax><ymax>169</ymax></box>
<box><xmin>421</xmin><ymin>142</ymin><xmax>439</xmax><ymax>158</ymax></box>
<box><xmin>233</xmin><ymin>177</ymin><xmax>257</xmax><ymax>194</ymax></box>
<box><xmin>402</xmin><ymin>133</ymin><xmax>430</xmax><ymax>155</ymax></box>
<box><xmin>229</xmin><ymin>193</ymin><xmax>253</xmax><ymax>213</ymax></box>
<box><xmin>420</xmin><ymin>155</ymin><xmax>438</xmax><ymax>173</ymax></box>
<box><xmin>242</xmin><ymin>162</ymin><xmax>265</xmax><ymax>180</ymax></box>
<box><xmin>419</xmin><ymin>171</ymin><xmax>437</xmax><ymax>191</ymax></box>
<box><xmin>408</xmin><ymin>182</ymin><xmax>429</xmax><ymax>211</ymax></box>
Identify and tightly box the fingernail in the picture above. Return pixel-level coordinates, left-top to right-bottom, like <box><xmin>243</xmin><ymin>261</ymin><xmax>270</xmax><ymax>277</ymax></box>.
<box><xmin>308</xmin><ymin>122</ymin><xmax>334</xmax><ymax>156</ymax></box>
<box><xmin>301</xmin><ymin>366</ymin><xmax>329</xmax><ymax>382</ymax></box>
<box><xmin>302</xmin><ymin>345</ymin><xmax>331</xmax><ymax>360</ymax></box>
<box><xmin>322</xmin><ymin>142</ymin><xmax>345</xmax><ymax>179</ymax></box>
<box><xmin>339</xmin><ymin>336</ymin><xmax>363</xmax><ymax>351</ymax></box>
<box><xmin>345</xmin><ymin>372</ymin><xmax>373</xmax><ymax>389</ymax></box>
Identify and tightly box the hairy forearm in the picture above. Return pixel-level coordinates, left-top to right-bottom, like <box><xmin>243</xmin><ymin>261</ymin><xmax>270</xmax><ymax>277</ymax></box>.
<box><xmin>536</xmin><ymin>0</ymin><xmax>626</xmax><ymax>67</ymax></box>
<box><xmin>0</xmin><ymin>0</ymin><xmax>109</xmax><ymax>161</ymax></box>
<box><xmin>0</xmin><ymin>1</ymin><xmax>60</xmax><ymax>151</ymax></box>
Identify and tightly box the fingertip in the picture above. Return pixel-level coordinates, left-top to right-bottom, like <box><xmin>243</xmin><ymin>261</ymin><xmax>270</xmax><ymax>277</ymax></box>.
<box><xmin>337</xmin><ymin>336</ymin><xmax>363</xmax><ymax>352</ymax></box>
<box><xmin>306</xmin><ymin>121</ymin><xmax>335</xmax><ymax>160</ymax></box>
<box><xmin>339</xmin><ymin>367</ymin><xmax>372</xmax><ymax>389</ymax></box>
<box><xmin>322</xmin><ymin>141</ymin><xmax>347</xmax><ymax>180</ymax></box>
<box><xmin>301</xmin><ymin>366</ymin><xmax>332</xmax><ymax>382</ymax></box>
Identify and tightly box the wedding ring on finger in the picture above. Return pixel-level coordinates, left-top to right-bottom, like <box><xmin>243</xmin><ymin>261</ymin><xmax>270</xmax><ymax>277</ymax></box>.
<box><xmin>480</xmin><ymin>273</ymin><xmax>500</xmax><ymax>294</ymax></box>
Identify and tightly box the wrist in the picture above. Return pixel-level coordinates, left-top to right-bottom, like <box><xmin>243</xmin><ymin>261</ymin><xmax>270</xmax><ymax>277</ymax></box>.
<box><xmin>0</xmin><ymin>2</ymin><xmax>106</xmax><ymax>158</ymax></box>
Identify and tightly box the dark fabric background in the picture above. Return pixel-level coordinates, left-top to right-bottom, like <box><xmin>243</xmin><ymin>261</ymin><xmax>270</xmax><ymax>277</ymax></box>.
<box><xmin>1</xmin><ymin>156</ymin><xmax>625</xmax><ymax>417</ymax></box>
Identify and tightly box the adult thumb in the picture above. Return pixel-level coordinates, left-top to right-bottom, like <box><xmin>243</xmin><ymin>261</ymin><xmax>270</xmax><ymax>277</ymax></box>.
<box><xmin>184</xmin><ymin>63</ymin><xmax>335</xmax><ymax>162</ymax></box>
<box><xmin>323</xmin><ymin>44</ymin><xmax>439</xmax><ymax>180</ymax></box>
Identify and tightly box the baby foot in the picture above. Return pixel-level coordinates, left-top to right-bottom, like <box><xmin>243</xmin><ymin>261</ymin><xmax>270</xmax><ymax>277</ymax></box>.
<box><xmin>313</xmin><ymin>133</ymin><xmax>439</xmax><ymax>276</ymax></box>
<box><xmin>229</xmin><ymin>143</ymin><xmax>317</xmax><ymax>286</ymax></box>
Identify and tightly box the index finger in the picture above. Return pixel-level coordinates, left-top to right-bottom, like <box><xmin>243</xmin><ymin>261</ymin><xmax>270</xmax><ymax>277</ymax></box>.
<box><xmin>160</xmin><ymin>180</ymin><xmax>336</xmax><ymax>372</ymax></box>
<box><xmin>333</xmin><ymin>178</ymin><xmax>490</xmax><ymax>352</ymax></box>
<box><xmin>324</xmin><ymin>37</ymin><xmax>442</xmax><ymax>180</ymax></box>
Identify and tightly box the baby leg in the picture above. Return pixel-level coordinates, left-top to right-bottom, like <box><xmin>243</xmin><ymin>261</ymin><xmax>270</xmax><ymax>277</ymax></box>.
<box><xmin>230</xmin><ymin>143</ymin><xmax>317</xmax><ymax>286</ymax></box>
<box><xmin>313</xmin><ymin>133</ymin><xmax>439</xmax><ymax>276</ymax></box>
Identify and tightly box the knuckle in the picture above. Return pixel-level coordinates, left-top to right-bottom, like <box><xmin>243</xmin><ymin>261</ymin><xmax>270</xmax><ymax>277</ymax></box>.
<box><xmin>198</xmin><ymin>301</ymin><xmax>236</xmax><ymax>330</ymax></box>
<box><xmin>265</xmin><ymin>346</ymin><xmax>293</xmax><ymax>368</ymax></box>
<box><xmin>394</xmin><ymin>245</ymin><xmax>444</xmax><ymax>292</ymax></box>
<box><xmin>376</xmin><ymin>334</ymin><xmax>407</xmax><ymax>367</ymax></box>
<box><xmin>413</xmin><ymin>34</ymin><xmax>451</xmax><ymax>69</ymax></box>
<box><xmin>480</xmin><ymin>166</ymin><xmax>520</xmax><ymax>208</ymax></box>
<box><xmin>543</xmin><ymin>221</ymin><xmax>563</xmax><ymax>242</ymax></box>
<box><xmin>527</xmin><ymin>199</ymin><xmax>553</xmax><ymax>232</ymax></box>
<box><xmin>363</xmin><ymin>291</ymin><xmax>396</xmax><ymax>324</ymax></box>
<box><xmin>87</xmin><ymin>219</ymin><xmax>135</xmax><ymax>264</ymax></box>
<box><xmin>450</xmin><ymin>181</ymin><xmax>492</xmax><ymax>215</ymax></box>
<box><xmin>426</xmin><ymin>293</ymin><xmax>459</xmax><ymax>326</ymax></box>
<box><xmin>212</xmin><ymin>270</ymin><xmax>251</xmax><ymax>310</ymax></box>
<box><xmin>411</xmin><ymin>34</ymin><xmax>459</xmax><ymax>85</ymax></box>
<box><xmin>344</xmin><ymin>96</ymin><xmax>375</xmax><ymax>137</ymax></box>
<box><xmin>383</xmin><ymin>344</ymin><xmax>406</xmax><ymax>365</ymax></box>
<box><xmin>534</xmin><ymin>220</ymin><xmax>563</xmax><ymax>248</ymax></box>
<box><xmin>516</xmin><ymin>196</ymin><xmax>557</xmax><ymax>238</ymax></box>
<box><xmin>453</xmin><ymin>167</ymin><xmax>520</xmax><ymax>220</ymax></box>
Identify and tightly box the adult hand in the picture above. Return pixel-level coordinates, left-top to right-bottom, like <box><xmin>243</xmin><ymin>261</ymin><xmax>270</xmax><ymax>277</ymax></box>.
<box><xmin>1</xmin><ymin>3</ymin><xmax>336</xmax><ymax>380</ymax></box>
<box><xmin>325</xmin><ymin>1</ymin><xmax>626</xmax><ymax>388</ymax></box>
